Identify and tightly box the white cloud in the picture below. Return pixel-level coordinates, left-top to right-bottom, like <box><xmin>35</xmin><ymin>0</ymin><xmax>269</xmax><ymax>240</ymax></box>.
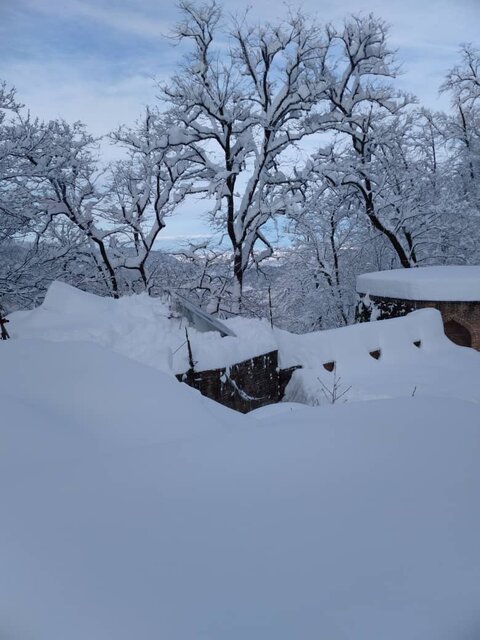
<box><xmin>2</xmin><ymin>58</ymin><xmax>165</xmax><ymax>140</ymax></box>
<box><xmin>2</xmin><ymin>0</ymin><xmax>477</xmax><ymax>242</ymax></box>
<box><xmin>20</xmin><ymin>0</ymin><xmax>173</xmax><ymax>39</ymax></box>
<box><xmin>3</xmin><ymin>0</ymin><xmax>479</xmax><ymax>141</ymax></box>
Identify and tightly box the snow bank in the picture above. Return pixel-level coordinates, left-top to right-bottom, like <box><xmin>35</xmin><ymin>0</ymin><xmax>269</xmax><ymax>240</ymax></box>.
<box><xmin>357</xmin><ymin>265</ymin><xmax>480</xmax><ymax>301</ymax></box>
<box><xmin>276</xmin><ymin>309</ymin><xmax>480</xmax><ymax>405</ymax></box>
<box><xmin>8</xmin><ymin>281</ymin><xmax>480</xmax><ymax>407</ymax></box>
<box><xmin>1</xmin><ymin>339</ymin><xmax>241</xmax><ymax>445</ymax></box>
<box><xmin>1</xmin><ymin>335</ymin><xmax>480</xmax><ymax>639</ymax></box>
<box><xmin>9</xmin><ymin>281</ymin><xmax>277</xmax><ymax>374</ymax></box>
<box><xmin>276</xmin><ymin>307</ymin><xmax>451</xmax><ymax>369</ymax></box>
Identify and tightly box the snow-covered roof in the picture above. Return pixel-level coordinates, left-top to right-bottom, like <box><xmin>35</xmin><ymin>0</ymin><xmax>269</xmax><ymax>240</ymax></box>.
<box><xmin>8</xmin><ymin>281</ymin><xmax>276</xmax><ymax>374</ymax></box>
<box><xmin>170</xmin><ymin>291</ymin><xmax>236</xmax><ymax>338</ymax></box>
<box><xmin>357</xmin><ymin>266</ymin><xmax>480</xmax><ymax>301</ymax></box>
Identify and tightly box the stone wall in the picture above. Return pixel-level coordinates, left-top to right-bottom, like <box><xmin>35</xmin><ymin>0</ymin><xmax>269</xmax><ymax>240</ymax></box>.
<box><xmin>356</xmin><ymin>293</ymin><xmax>480</xmax><ymax>350</ymax></box>
<box><xmin>177</xmin><ymin>350</ymin><xmax>297</xmax><ymax>414</ymax></box>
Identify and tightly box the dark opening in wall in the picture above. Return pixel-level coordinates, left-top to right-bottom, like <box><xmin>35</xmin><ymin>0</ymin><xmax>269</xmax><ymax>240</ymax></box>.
<box><xmin>444</xmin><ymin>320</ymin><xmax>472</xmax><ymax>348</ymax></box>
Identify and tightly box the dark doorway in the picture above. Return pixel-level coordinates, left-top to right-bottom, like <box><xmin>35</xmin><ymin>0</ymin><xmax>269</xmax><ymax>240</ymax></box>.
<box><xmin>444</xmin><ymin>319</ymin><xmax>472</xmax><ymax>347</ymax></box>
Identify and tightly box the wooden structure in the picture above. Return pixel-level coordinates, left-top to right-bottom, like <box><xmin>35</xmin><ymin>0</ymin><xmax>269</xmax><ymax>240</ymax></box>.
<box><xmin>177</xmin><ymin>350</ymin><xmax>299</xmax><ymax>414</ymax></box>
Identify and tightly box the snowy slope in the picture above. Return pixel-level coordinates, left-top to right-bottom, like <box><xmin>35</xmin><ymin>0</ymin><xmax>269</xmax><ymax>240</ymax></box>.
<box><xmin>1</xmin><ymin>337</ymin><xmax>480</xmax><ymax>639</ymax></box>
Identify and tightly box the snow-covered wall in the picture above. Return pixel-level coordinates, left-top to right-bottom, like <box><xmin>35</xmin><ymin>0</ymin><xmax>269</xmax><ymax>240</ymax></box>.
<box><xmin>275</xmin><ymin>307</ymin><xmax>450</xmax><ymax>370</ymax></box>
<box><xmin>356</xmin><ymin>267</ymin><xmax>480</xmax><ymax>350</ymax></box>
<box><xmin>276</xmin><ymin>309</ymin><xmax>480</xmax><ymax>406</ymax></box>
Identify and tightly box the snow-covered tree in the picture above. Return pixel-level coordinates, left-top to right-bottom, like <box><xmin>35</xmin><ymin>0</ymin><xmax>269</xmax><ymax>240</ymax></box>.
<box><xmin>0</xmin><ymin>82</ymin><xmax>62</xmax><ymax>308</ymax></box>
<box><xmin>0</xmin><ymin>96</ymin><xmax>196</xmax><ymax>300</ymax></box>
<box><xmin>106</xmin><ymin>108</ymin><xmax>198</xmax><ymax>292</ymax></box>
<box><xmin>0</xmin><ymin>83</ymin><xmax>33</xmax><ymax>250</ymax></box>
<box><xmin>306</xmin><ymin>16</ymin><xmax>423</xmax><ymax>268</ymax></box>
<box><xmin>440</xmin><ymin>46</ymin><xmax>480</xmax><ymax>228</ymax></box>
<box><xmin>163</xmin><ymin>1</ymin><xmax>332</xmax><ymax>310</ymax></box>
<box><xmin>278</xmin><ymin>184</ymin><xmax>361</xmax><ymax>330</ymax></box>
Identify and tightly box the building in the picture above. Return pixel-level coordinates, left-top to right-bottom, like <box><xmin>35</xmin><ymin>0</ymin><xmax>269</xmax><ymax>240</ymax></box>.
<box><xmin>356</xmin><ymin>266</ymin><xmax>480</xmax><ymax>349</ymax></box>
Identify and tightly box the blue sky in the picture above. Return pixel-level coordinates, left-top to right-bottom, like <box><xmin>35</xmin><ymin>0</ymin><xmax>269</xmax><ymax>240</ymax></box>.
<box><xmin>1</xmin><ymin>0</ymin><xmax>479</xmax><ymax>245</ymax></box>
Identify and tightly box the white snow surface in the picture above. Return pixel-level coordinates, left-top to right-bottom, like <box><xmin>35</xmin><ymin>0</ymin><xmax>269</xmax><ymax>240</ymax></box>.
<box><xmin>357</xmin><ymin>265</ymin><xmax>480</xmax><ymax>301</ymax></box>
<box><xmin>2</xmin><ymin>337</ymin><xmax>480</xmax><ymax>639</ymax></box>
<box><xmin>8</xmin><ymin>281</ymin><xmax>277</xmax><ymax>374</ymax></box>
<box><xmin>276</xmin><ymin>307</ymin><xmax>480</xmax><ymax>406</ymax></box>
<box><xmin>8</xmin><ymin>281</ymin><xmax>480</xmax><ymax>407</ymax></box>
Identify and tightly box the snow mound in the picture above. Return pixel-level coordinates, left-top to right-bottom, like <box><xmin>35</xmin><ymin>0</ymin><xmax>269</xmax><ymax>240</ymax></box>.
<box><xmin>1</xmin><ymin>335</ymin><xmax>480</xmax><ymax>639</ymax></box>
<box><xmin>8</xmin><ymin>281</ymin><xmax>480</xmax><ymax>407</ymax></box>
<box><xmin>357</xmin><ymin>265</ymin><xmax>480</xmax><ymax>301</ymax></box>
<box><xmin>276</xmin><ymin>309</ymin><xmax>480</xmax><ymax>405</ymax></box>
<box><xmin>9</xmin><ymin>281</ymin><xmax>277</xmax><ymax>374</ymax></box>
<box><xmin>1</xmin><ymin>338</ymin><xmax>241</xmax><ymax>445</ymax></box>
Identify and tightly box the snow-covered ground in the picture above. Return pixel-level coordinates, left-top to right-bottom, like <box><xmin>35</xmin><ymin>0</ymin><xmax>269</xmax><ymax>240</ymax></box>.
<box><xmin>2</xmin><ymin>336</ymin><xmax>480</xmax><ymax>639</ymax></box>
<box><xmin>2</xmin><ymin>282</ymin><xmax>480</xmax><ymax>638</ymax></box>
<box><xmin>9</xmin><ymin>281</ymin><xmax>480</xmax><ymax>406</ymax></box>
<box><xmin>277</xmin><ymin>308</ymin><xmax>480</xmax><ymax>405</ymax></box>
<box><xmin>8</xmin><ymin>281</ymin><xmax>276</xmax><ymax>375</ymax></box>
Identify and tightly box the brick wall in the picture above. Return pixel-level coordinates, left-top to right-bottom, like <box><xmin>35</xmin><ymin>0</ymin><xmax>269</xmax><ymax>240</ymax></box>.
<box><xmin>357</xmin><ymin>293</ymin><xmax>480</xmax><ymax>350</ymax></box>
<box><xmin>177</xmin><ymin>350</ymin><xmax>289</xmax><ymax>413</ymax></box>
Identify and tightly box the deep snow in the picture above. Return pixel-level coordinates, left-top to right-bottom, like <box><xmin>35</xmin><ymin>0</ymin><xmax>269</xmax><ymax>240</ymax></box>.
<box><xmin>9</xmin><ymin>281</ymin><xmax>480</xmax><ymax>407</ymax></box>
<box><xmin>1</xmin><ymin>337</ymin><xmax>480</xmax><ymax>639</ymax></box>
<box><xmin>3</xmin><ymin>282</ymin><xmax>480</xmax><ymax>639</ymax></box>
<box><xmin>8</xmin><ymin>281</ymin><xmax>277</xmax><ymax>374</ymax></box>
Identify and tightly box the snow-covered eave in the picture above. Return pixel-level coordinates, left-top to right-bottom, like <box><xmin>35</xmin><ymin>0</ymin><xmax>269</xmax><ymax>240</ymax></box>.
<box><xmin>358</xmin><ymin>292</ymin><xmax>480</xmax><ymax>303</ymax></box>
<box><xmin>357</xmin><ymin>266</ymin><xmax>480</xmax><ymax>302</ymax></box>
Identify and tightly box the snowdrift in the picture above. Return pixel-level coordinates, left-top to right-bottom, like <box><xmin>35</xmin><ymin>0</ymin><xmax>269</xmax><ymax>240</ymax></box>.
<box><xmin>1</xmin><ymin>335</ymin><xmax>480</xmax><ymax>639</ymax></box>
<box><xmin>9</xmin><ymin>281</ymin><xmax>480</xmax><ymax>406</ymax></box>
<box><xmin>277</xmin><ymin>307</ymin><xmax>480</xmax><ymax>405</ymax></box>
<box><xmin>8</xmin><ymin>281</ymin><xmax>276</xmax><ymax>375</ymax></box>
